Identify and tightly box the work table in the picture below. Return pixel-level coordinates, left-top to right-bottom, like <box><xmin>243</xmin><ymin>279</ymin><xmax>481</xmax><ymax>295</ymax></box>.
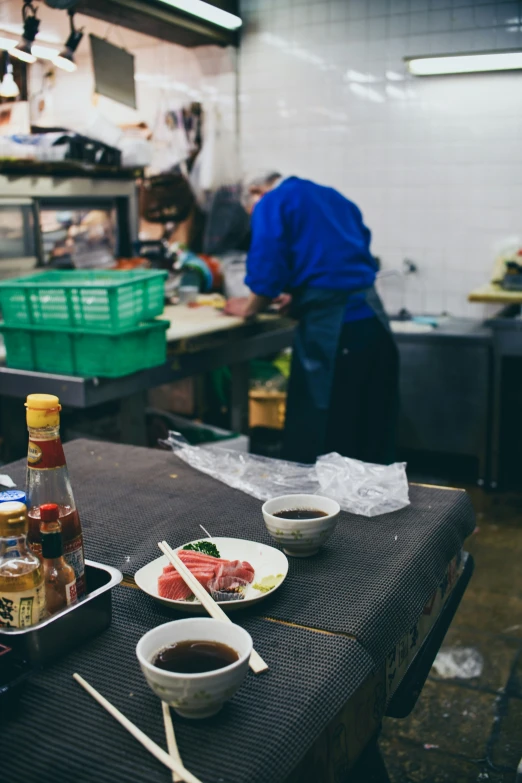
<box><xmin>2</xmin><ymin>439</ymin><xmax>475</xmax><ymax>783</ymax></box>
<box><xmin>0</xmin><ymin>305</ymin><xmax>295</xmax><ymax>409</ymax></box>
<box><xmin>468</xmin><ymin>282</ymin><xmax>522</xmax><ymax>305</ymax></box>
<box><xmin>0</xmin><ymin>305</ymin><xmax>295</xmax><ymax>461</ymax></box>
<box><xmin>391</xmin><ymin>316</ymin><xmax>492</xmax><ymax>342</ymax></box>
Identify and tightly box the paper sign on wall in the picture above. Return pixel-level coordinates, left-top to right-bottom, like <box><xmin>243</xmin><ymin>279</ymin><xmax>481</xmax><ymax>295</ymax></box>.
<box><xmin>90</xmin><ymin>34</ymin><xmax>137</xmax><ymax>110</ymax></box>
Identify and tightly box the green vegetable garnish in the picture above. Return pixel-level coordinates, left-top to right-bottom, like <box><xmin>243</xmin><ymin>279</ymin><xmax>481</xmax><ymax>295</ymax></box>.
<box><xmin>183</xmin><ymin>541</ymin><xmax>221</xmax><ymax>558</ymax></box>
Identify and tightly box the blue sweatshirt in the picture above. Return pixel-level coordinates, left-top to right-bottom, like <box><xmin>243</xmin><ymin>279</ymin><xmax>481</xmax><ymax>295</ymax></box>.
<box><xmin>245</xmin><ymin>177</ymin><xmax>377</xmax><ymax>322</ymax></box>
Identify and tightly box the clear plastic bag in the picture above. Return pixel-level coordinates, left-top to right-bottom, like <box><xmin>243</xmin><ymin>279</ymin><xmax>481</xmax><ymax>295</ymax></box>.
<box><xmin>432</xmin><ymin>647</ymin><xmax>484</xmax><ymax>679</ymax></box>
<box><xmin>163</xmin><ymin>432</ymin><xmax>409</xmax><ymax>517</ymax></box>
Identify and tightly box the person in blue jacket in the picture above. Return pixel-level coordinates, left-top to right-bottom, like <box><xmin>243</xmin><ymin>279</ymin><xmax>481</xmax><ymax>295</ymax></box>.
<box><xmin>225</xmin><ymin>173</ymin><xmax>399</xmax><ymax>465</ymax></box>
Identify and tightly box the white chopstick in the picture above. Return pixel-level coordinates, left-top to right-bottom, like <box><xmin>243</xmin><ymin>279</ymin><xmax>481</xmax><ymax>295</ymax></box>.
<box><xmin>162</xmin><ymin>701</ymin><xmax>183</xmax><ymax>783</ymax></box>
<box><xmin>158</xmin><ymin>540</ymin><xmax>269</xmax><ymax>674</ymax></box>
<box><xmin>73</xmin><ymin>674</ymin><xmax>203</xmax><ymax>783</ymax></box>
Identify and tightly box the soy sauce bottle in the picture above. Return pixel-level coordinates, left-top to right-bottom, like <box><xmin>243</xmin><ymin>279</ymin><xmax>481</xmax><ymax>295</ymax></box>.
<box><xmin>41</xmin><ymin>507</ymin><xmax>77</xmax><ymax>615</ymax></box>
<box><xmin>25</xmin><ymin>394</ymin><xmax>86</xmax><ymax>598</ymax></box>
<box><xmin>0</xmin><ymin>502</ymin><xmax>45</xmax><ymax>628</ymax></box>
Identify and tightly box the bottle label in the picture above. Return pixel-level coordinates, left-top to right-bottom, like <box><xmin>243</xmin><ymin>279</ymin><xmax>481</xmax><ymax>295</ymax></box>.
<box><xmin>65</xmin><ymin>580</ymin><xmax>77</xmax><ymax>606</ymax></box>
<box><xmin>27</xmin><ymin>441</ymin><xmax>43</xmax><ymax>464</ymax></box>
<box><xmin>63</xmin><ymin>536</ymin><xmax>85</xmax><ymax>597</ymax></box>
<box><xmin>27</xmin><ymin>438</ymin><xmax>66</xmax><ymax>470</ymax></box>
<box><xmin>0</xmin><ymin>583</ymin><xmax>45</xmax><ymax>628</ymax></box>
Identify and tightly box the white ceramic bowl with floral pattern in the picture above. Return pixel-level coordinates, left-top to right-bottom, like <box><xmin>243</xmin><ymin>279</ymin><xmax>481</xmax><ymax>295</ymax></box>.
<box><xmin>136</xmin><ymin>618</ymin><xmax>252</xmax><ymax>718</ymax></box>
<box><xmin>262</xmin><ymin>494</ymin><xmax>341</xmax><ymax>557</ymax></box>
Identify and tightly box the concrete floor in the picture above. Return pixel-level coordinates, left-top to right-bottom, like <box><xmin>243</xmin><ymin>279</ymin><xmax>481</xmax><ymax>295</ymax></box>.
<box><xmin>381</xmin><ymin>489</ymin><xmax>522</xmax><ymax>782</ymax></box>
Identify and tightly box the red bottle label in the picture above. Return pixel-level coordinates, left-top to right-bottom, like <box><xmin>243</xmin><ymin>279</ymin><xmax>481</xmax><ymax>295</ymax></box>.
<box><xmin>63</xmin><ymin>535</ymin><xmax>85</xmax><ymax>596</ymax></box>
<box><xmin>66</xmin><ymin>580</ymin><xmax>77</xmax><ymax>606</ymax></box>
<box><xmin>27</xmin><ymin>438</ymin><xmax>66</xmax><ymax>470</ymax></box>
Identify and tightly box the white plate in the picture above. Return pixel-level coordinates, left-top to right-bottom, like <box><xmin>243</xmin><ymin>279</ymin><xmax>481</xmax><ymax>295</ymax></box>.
<box><xmin>134</xmin><ymin>537</ymin><xmax>289</xmax><ymax>613</ymax></box>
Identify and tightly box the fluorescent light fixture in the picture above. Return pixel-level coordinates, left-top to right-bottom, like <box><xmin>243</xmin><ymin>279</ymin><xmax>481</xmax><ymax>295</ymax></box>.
<box><xmin>156</xmin><ymin>0</ymin><xmax>242</xmax><ymax>30</ymax></box>
<box><xmin>406</xmin><ymin>50</ymin><xmax>522</xmax><ymax>76</ymax></box>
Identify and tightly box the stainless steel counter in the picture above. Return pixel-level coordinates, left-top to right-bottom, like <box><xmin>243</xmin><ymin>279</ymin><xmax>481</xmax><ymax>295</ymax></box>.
<box><xmin>391</xmin><ymin>317</ymin><xmax>493</xmax><ymax>486</ymax></box>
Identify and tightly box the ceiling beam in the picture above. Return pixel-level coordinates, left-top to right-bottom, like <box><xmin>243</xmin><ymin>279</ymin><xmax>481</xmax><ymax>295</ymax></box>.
<box><xmin>76</xmin><ymin>0</ymin><xmax>239</xmax><ymax>48</ymax></box>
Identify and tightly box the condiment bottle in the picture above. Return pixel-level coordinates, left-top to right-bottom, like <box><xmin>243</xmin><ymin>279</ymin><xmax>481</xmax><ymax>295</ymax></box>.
<box><xmin>25</xmin><ymin>394</ymin><xmax>86</xmax><ymax>598</ymax></box>
<box><xmin>41</xmin><ymin>504</ymin><xmax>77</xmax><ymax>615</ymax></box>
<box><xmin>0</xmin><ymin>502</ymin><xmax>45</xmax><ymax>628</ymax></box>
<box><xmin>0</xmin><ymin>490</ymin><xmax>27</xmax><ymax>506</ymax></box>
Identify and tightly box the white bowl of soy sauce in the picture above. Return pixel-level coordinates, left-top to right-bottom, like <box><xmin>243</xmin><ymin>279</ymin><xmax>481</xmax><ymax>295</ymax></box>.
<box><xmin>136</xmin><ymin>618</ymin><xmax>252</xmax><ymax>718</ymax></box>
<box><xmin>262</xmin><ymin>494</ymin><xmax>341</xmax><ymax>557</ymax></box>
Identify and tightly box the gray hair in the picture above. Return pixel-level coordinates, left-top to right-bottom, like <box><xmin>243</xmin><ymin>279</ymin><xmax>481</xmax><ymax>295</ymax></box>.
<box><xmin>246</xmin><ymin>171</ymin><xmax>283</xmax><ymax>190</ymax></box>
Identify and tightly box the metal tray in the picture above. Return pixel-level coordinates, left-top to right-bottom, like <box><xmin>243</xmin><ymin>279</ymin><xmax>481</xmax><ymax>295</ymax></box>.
<box><xmin>0</xmin><ymin>560</ymin><xmax>122</xmax><ymax>666</ymax></box>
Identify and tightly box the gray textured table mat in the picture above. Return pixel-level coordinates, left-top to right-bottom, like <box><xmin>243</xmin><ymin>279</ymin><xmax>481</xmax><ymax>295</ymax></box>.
<box><xmin>2</xmin><ymin>586</ymin><xmax>375</xmax><ymax>783</ymax></box>
<box><xmin>6</xmin><ymin>439</ymin><xmax>475</xmax><ymax>664</ymax></box>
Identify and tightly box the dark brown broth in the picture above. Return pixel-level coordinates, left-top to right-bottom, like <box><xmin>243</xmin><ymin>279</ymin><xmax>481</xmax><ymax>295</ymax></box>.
<box><xmin>152</xmin><ymin>640</ymin><xmax>239</xmax><ymax>674</ymax></box>
<box><xmin>273</xmin><ymin>508</ymin><xmax>328</xmax><ymax>520</ymax></box>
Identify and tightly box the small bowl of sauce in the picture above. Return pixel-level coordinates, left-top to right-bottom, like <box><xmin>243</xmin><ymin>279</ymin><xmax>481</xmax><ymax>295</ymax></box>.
<box><xmin>152</xmin><ymin>640</ymin><xmax>239</xmax><ymax>674</ymax></box>
<box><xmin>136</xmin><ymin>618</ymin><xmax>253</xmax><ymax>719</ymax></box>
<box><xmin>273</xmin><ymin>508</ymin><xmax>328</xmax><ymax>521</ymax></box>
<box><xmin>262</xmin><ymin>494</ymin><xmax>341</xmax><ymax>557</ymax></box>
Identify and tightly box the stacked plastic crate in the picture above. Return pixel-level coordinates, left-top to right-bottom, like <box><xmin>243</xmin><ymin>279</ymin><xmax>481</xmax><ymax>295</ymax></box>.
<box><xmin>0</xmin><ymin>270</ymin><xmax>169</xmax><ymax>378</ymax></box>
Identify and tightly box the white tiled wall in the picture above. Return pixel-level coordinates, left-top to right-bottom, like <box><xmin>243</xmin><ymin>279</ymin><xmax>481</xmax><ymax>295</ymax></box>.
<box><xmin>239</xmin><ymin>0</ymin><xmax>522</xmax><ymax>317</ymax></box>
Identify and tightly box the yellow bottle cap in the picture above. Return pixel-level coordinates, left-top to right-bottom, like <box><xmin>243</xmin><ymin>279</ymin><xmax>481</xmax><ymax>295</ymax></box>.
<box><xmin>0</xmin><ymin>501</ymin><xmax>28</xmax><ymax>536</ymax></box>
<box><xmin>25</xmin><ymin>394</ymin><xmax>62</xmax><ymax>429</ymax></box>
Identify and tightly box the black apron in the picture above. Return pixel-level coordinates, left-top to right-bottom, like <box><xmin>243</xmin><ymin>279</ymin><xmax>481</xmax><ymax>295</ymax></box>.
<box><xmin>282</xmin><ymin>285</ymin><xmax>390</xmax><ymax>464</ymax></box>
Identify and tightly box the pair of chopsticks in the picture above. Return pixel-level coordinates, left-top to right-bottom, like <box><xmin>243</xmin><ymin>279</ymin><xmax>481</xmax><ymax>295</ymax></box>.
<box><xmin>74</xmin><ymin>674</ymin><xmax>201</xmax><ymax>783</ymax></box>
<box><xmin>157</xmin><ymin>540</ymin><xmax>268</xmax><ymax>674</ymax></box>
<box><xmin>163</xmin><ymin>701</ymin><xmax>183</xmax><ymax>783</ymax></box>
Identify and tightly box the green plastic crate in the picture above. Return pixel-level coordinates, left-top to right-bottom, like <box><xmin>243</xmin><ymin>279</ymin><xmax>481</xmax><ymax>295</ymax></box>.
<box><xmin>0</xmin><ymin>319</ymin><xmax>169</xmax><ymax>378</ymax></box>
<box><xmin>0</xmin><ymin>270</ymin><xmax>167</xmax><ymax>330</ymax></box>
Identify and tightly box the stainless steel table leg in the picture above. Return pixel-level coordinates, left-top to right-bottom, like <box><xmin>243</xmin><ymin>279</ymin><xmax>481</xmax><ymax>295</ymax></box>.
<box><xmin>489</xmin><ymin>351</ymin><xmax>503</xmax><ymax>489</ymax></box>
<box><xmin>230</xmin><ymin>362</ymin><xmax>250</xmax><ymax>435</ymax></box>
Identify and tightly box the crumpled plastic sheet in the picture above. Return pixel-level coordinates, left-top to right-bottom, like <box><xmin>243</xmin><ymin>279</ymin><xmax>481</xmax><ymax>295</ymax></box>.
<box><xmin>432</xmin><ymin>647</ymin><xmax>484</xmax><ymax>679</ymax></box>
<box><xmin>163</xmin><ymin>432</ymin><xmax>410</xmax><ymax>517</ymax></box>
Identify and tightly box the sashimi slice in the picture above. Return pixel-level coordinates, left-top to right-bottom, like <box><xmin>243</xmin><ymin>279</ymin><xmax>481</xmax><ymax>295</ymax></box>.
<box><xmin>163</xmin><ymin>550</ymin><xmax>231</xmax><ymax>574</ymax></box>
<box><xmin>220</xmin><ymin>561</ymin><xmax>255</xmax><ymax>583</ymax></box>
<box><xmin>211</xmin><ymin>574</ymin><xmax>250</xmax><ymax>592</ymax></box>
<box><xmin>158</xmin><ymin>573</ymin><xmax>192</xmax><ymax>600</ymax></box>
<box><xmin>210</xmin><ymin>560</ymin><xmax>255</xmax><ymax>593</ymax></box>
<box><xmin>158</xmin><ymin>566</ymin><xmax>215</xmax><ymax>600</ymax></box>
<box><xmin>178</xmin><ymin>551</ymin><xmax>224</xmax><ymax>565</ymax></box>
<box><xmin>162</xmin><ymin>558</ymin><xmax>227</xmax><ymax>575</ymax></box>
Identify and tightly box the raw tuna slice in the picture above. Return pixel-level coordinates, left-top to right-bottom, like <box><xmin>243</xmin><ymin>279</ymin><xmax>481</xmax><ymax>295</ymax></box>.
<box><xmin>178</xmin><ymin>550</ymin><xmax>221</xmax><ymax>563</ymax></box>
<box><xmin>219</xmin><ymin>560</ymin><xmax>255</xmax><ymax>583</ymax></box>
<box><xmin>210</xmin><ymin>561</ymin><xmax>255</xmax><ymax>593</ymax></box>
<box><xmin>163</xmin><ymin>550</ymin><xmax>227</xmax><ymax>574</ymax></box>
<box><xmin>158</xmin><ymin>566</ymin><xmax>215</xmax><ymax>600</ymax></box>
<box><xmin>158</xmin><ymin>573</ymin><xmax>192</xmax><ymax>601</ymax></box>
